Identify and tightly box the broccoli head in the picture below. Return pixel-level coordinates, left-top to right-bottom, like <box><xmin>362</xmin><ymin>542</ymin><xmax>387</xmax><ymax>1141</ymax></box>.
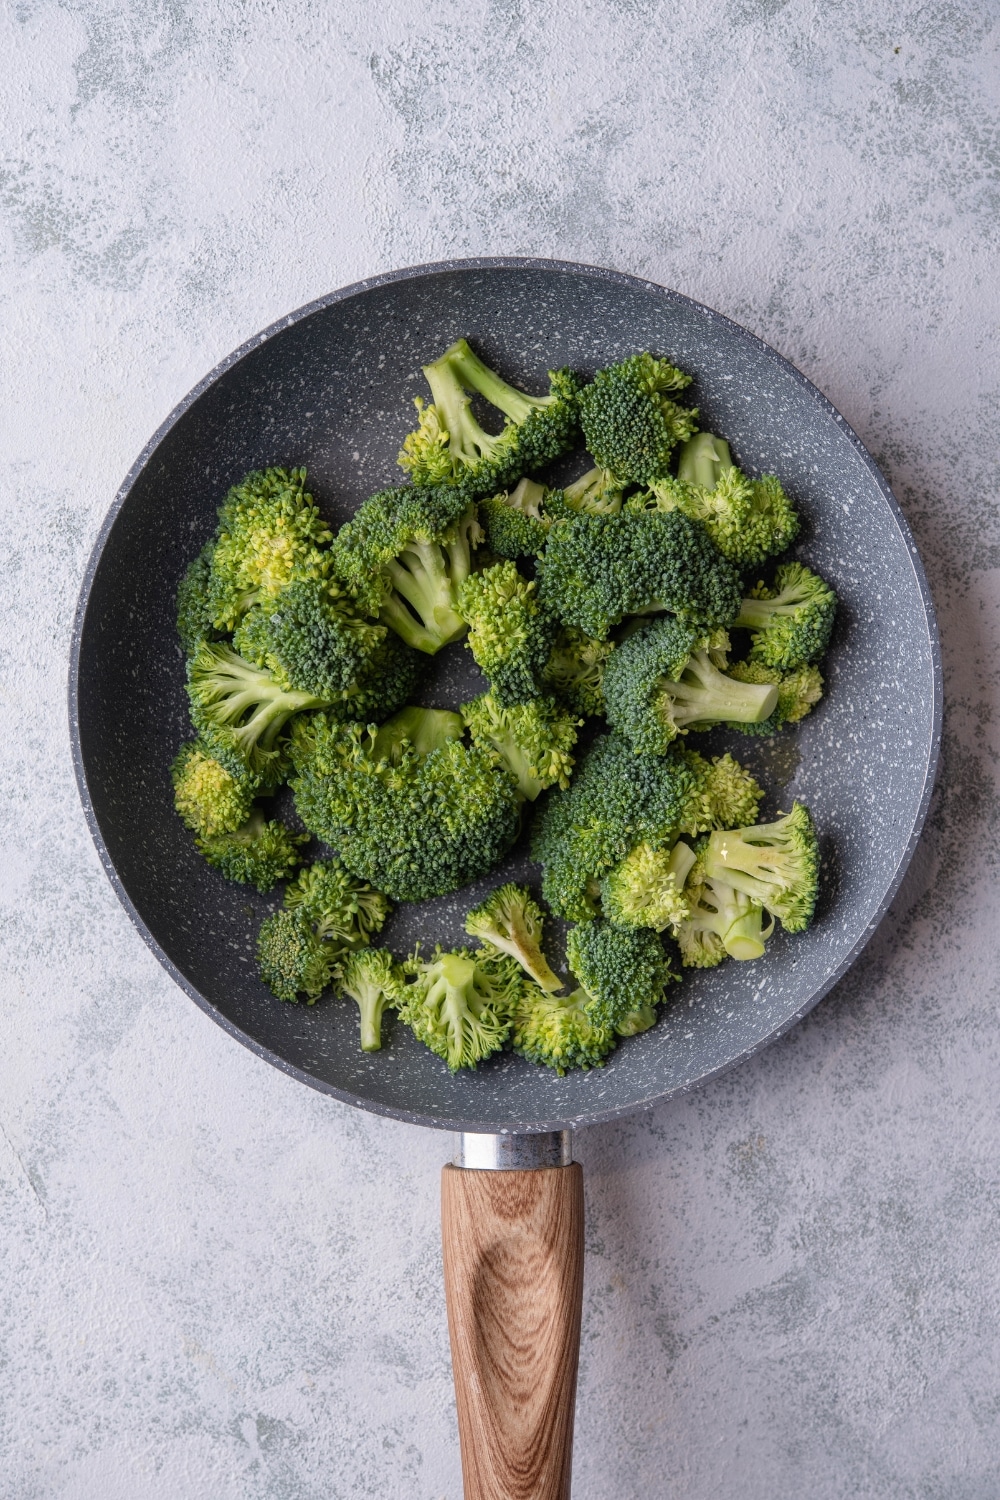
<box><xmin>478</xmin><ymin>478</ymin><xmax>553</xmax><ymax>560</ymax></box>
<box><xmin>603</xmin><ymin>617</ymin><xmax>778</xmax><ymax>753</ymax></box>
<box><xmin>726</xmin><ymin>659</ymin><xmax>824</xmax><ymax>735</ymax></box>
<box><xmin>171</xmin><ymin>738</ymin><xmax>258</xmax><ymax>838</ymax></box>
<box><xmin>396</xmin><ymin>946</ymin><xmax>523</xmax><ymax>1072</ymax></box>
<box><xmin>290</xmin><ymin>709</ymin><xmax>521</xmax><ymax>901</ymax></box>
<box><xmin>675</xmin><ymin>855</ymin><xmax>774</xmax><ymax>967</ymax></box>
<box><xmin>542</xmin><ymin>627</ymin><xmax>614</xmax><ymax>719</ymax></box>
<box><xmin>566</xmin><ymin>919</ymin><xmax>674</xmax><ymax>1031</ymax></box>
<box><xmin>338</xmin><ymin>947</ymin><xmax>402</xmax><ymax>1052</ymax></box>
<box><xmin>535</xmin><ymin>509</ymin><xmax>742</xmax><ymax>641</ymax></box>
<box><xmin>257</xmin><ymin>908</ymin><xmax>336</xmax><ymax>1002</ymax></box>
<box><xmin>330</xmin><ymin>484</ymin><xmax>482</xmax><ymax>654</ymax></box>
<box><xmin>556</xmin><ymin>465</ymin><xmax>627</xmax><ymax>517</ymax></box>
<box><xmin>677</xmin><ymin>750</ymin><xmax>764</xmax><ymax>837</ymax></box>
<box><xmin>457</xmin><ymin>561</ymin><xmax>557</xmax><ymax>706</ymax></box>
<box><xmin>701</xmin><ymin>803</ymin><xmax>819</xmax><ymax>933</ymax></box>
<box><xmin>284</xmin><ymin>857</ymin><xmax>391</xmax><ymax>948</ymax></box>
<box><xmin>196</xmin><ymin>809</ymin><xmax>308</xmax><ymax>892</ymax></box>
<box><xmin>577</xmin><ymin>353</ymin><xmax>699</xmax><ymax>486</ymax></box>
<box><xmin>461</xmin><ymin>692</ymin><xmax>580</xmax><ymax>800</ymax></box>
<box><xmin>599</xmin><ymin>839</ymin><xmax>696</xmax><ymax>932</ymax></box>
<box><xmin>511</xmin><ymin>986</ymin><xmax>616</xmax><ymax>1075</ymax></box>
<box><xmin>464</xmin><ymin>884</ymin><xmax>563</xmax><ymax>993</ymax></box>
<box><xmin>735</xmin><ymin>563</ymin><xmax>837</xmax><ymax>669</ymax></box>
<box><xmin>176</xmin><ymin>542</ymin><xmax>225</xmax><ymax>652</ymax></box>
<box><xmin>206</xmin><ymin>468</ymin><xmax>333</xmax><ymax>631</ymax></box>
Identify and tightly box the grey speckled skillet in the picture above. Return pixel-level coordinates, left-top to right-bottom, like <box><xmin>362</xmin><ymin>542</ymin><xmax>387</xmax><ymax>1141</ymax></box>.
<box><xmin>69</xmin><ymin>259</ymin><xmax>941</xmax><ymax>1495</ymax></box>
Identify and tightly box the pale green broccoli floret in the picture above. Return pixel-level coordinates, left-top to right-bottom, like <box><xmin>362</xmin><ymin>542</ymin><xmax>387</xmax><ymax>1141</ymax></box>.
<box><xmin>171</xmin><ymin>738</ymin><xmax>258</xmax><ymax>838</ymax></box>
<box><xmin>283</xmin><ymin>858</ymin><xmax>391</xmax><ymax>948</ymax></box>
<box><xmin>677</xmin><ymin>750</ymin><xmax>765</xmax><ymax>837</ymax></box>
<box><xmin>464</xmin><ymin>884</ymin><xmax>563</xmax><ymax>993</ymax></box>
<box><xmin>675</xmin><ymin>848</ymin><xmax>774</xmax><ymax>967</ymax></box>
<box><xmin>461</xmin><ymin>693</ymin><xmax>580</xmax><ymax>800</ymax></box>
<box><xmin>599</xmin><ymin>840</ymin><xmax>697</xmax><ymax>932</ymax></box>
<box><xmin>457</xmin><ymin>561</ymin><xmax>556</xmax><ymax>706</ymax></box>
<box><xmin>542</xmin><ymin>627</ymin><xmax>614</xmax><ymax>718</ymax></box>
<box><xmin>727</xmin><ymin>659</ymin><xmax>824</xmax><ymax>735</ymax></box>
<box><xmin>511</xmin><ymin>986</ymin><xmax>616</xmax><ymax>1074</ymax></box>
<box><xmin>701</xmin><ymin>803</ymin><xmax>820</xmax><ymax>933</ymax></box>
<box><xmin>338</xmin><ymin>947</ymin><xmax>402</xmax><ymax>1052</ymax></box>
<box><xmin>556</xmin><ymin>465</ymin><xmax>626</xmax><ymax>516</ymax></box>
<box><xmin>397</xmin><ymin>947</ymin><xmax>523</xmax><ymax>1072</ymax></box>
<box><xmin>206</xmin><ymin>468</ymin><xmax>333</xmax><ymax>631</ymax></box>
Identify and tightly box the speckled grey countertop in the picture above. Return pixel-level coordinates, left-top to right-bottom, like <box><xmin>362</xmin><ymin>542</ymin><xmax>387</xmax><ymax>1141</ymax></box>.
<box><xmin>3</xmin><ymin>3</ymin><xmax>998</xmax><ymax>1496</ymax></box>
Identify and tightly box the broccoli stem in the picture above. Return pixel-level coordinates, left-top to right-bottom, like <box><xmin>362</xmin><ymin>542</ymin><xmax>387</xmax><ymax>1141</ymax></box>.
<box><xmin>734</xmin><ymin>590</ymin><xmax>807</xmax><ymax>631</ymax></box>
<box><xmin>707</xmin><ymin>877</ymin><xmax>771</xmax><ymax>960</ymax></box>
<box><xmin>356</xmin><ymin>988</ymin><xmax>388</xmax><ymax>1052</ymax></box>
<box><xmin>383</xmin><ymin>539</ymin><xmax>467</xmax><ymax>651</ymax></box>
<box><xmin>441</xmin><ymin>338</ymin><xmax>549</xmax><ymax>423</ymax></box>
<box><xmin>677</xmin><ymin>432</ymin><xmax>733</xmax><ymax>489</ymax></box>
<box><xmin>373</xmin><ymin>707</ymin><xmax>465</xmax><ymax>761</ymax></box>
<box><xmin>667</xmin><ymin>840</ymin><xmax>697</xmax><ymax>888</ymax></box>
<box><xmin>661</xmin><ymin>650</ymin><xmax>778</xmax><ymax>729</ymax></box>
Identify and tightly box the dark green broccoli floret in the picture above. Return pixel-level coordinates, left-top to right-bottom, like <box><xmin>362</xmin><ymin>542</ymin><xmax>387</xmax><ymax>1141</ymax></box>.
<box><xmin>398</xmin><ymin>338</ymin><xmax>582</xmax><ymax>498</ymax></box>
<box><xmin>289</xmin><ymin>709</ymin><xmax>521</xmax><ymax>902</ymax></box>
<box><xmin>396</xmin><ymin>946</ymin><xmax>523</xmax><ymax>1072</ymax></box>
<box><xmin>542</xmin><ymin>627</ymin><xmax>614</xmax><ymax>718</ymax></box>
<box><xmin>701</xmin><ymin>803</ymin><xmax>819</xmax><ymax>933</ymax></box>
<box><xmin>257</xmin><ymin>909</ymin><xmax>336</xmax><ymax>1002</ymax></box>
<box><xmin>478</xmin><ymin>478</ymin><xmax>553</xmax><ymax>560</ymax></box>
<box><xmin>726</xmin><ymin>660</ymin><xmax>824</xmax><ymax>736</ymax></box>
<box><xmin>599</xmin><ymin>839</ymin><xmax>696</xmax><ymax>932</ymax></box>
<box><xmin>735</xmin><ymin>563</ymin><xmax>837</xmax><ymax>669</ymax></box>
<box><xmin>338</xmin><ymin>947</ymin><xmax>402</xmax><ymax>1052</ymax></box>
<box><xmin>511</xmin><ymin>986</ymin><xmax>616</xmax><ymax>1074</ymax></box>
<box><xmin>675</xmin><ymin>852</ymin><xmax>774</xmax><ymax>967</ymax></box>
<box><xmin>531</xmin><ymin>733</ymin><xmax>701</xmax><ymax>920</ymax></box>
<box><xmin>461</xmin><ymin>692</ymin><xmax>580</xmax><ymax>800</ymax></box>
<box><xmin>577</xmin><ymin>353</ymin><xmax>698</xmax><ymax>486</ymax></box>
<box><xmin>330</xmin><ymin>484</ymin><xmax>482</xmax><ymax>654</ymax></box>
<box><xmin>284</xmin><ymin>858</ymin><xmax>391</xmax><ymax>947</ymax></box>
<box><xmin>176</xmin><ymin>542</ymin><xmax>225</xmax><ymax>652</ymax></box>
<box><xmin>197</xmin><ymin>809</ymin><xmax>308</xmax><ymax>892</ymax></box>
<box><xmin>233</xmin><ymin>580</ymin><xmax>385</xmax><ymax>694</ymax></box>
<box><xmin>171</xmin><ymin>738</ymin><xmax>258</xmax><ymax>838</ymax></box>
<box><xmin>566</xmin><ymin>919</ymin><xmax>674</xmax><ymax>1031</ymax></box>
<box><xmin>206</xmin><ymin>468</ymin><xmax>333</xmax><ymax>631</ymax></box>
<box><xmin>464</xmin><ymin>884</ymin><xmax>563</xmax><ymax>993</ymax></box>
<box><xmin>457</xmin><ymin>561</ymin><xmax>557</xmax><ymax>707</ymax></box>
<box><xmin>603</xmin><ymin>617</ymin><xmax>778</xmax><ymax>753</ymax></box>
<box><xmin>535</xmin><ymin>510</ymin><xmax>742</xmax><ymax>641</ymax></box>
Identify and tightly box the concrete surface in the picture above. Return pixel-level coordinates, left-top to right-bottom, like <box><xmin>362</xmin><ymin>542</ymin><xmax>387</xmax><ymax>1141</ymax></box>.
<box><xmin>2</xmin><ymin>0</ymin><xmax>998</xmax><ymax>1495</ymax></box>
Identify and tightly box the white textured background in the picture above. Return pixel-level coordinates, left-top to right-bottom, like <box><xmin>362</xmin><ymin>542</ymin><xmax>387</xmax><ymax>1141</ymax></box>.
<box><xmin>3</xmin><ymin>2</ymin><xmax>999</xmax><ymax>1495</ymax></box>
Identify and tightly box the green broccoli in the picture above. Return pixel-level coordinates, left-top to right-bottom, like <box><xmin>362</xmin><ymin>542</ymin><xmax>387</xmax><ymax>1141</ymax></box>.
<box><xmin>461</xmin><ymin>692</ymin><xmax>580</xmax><ymax>800</ymax></box>
<box><xmin>205</xmin><ymin>468</ymin><xmax>333</xmax><ymax>631</ymax></box>
<box><xmin>338</xmin><ymin>947</ymin><xmax>402</xmax><ymax>1051</ymax></box>
<box><xmin>289</xmin><ymin>709</ymin><xmax>521</xmax><ymax>901</ymax></box>
<box><xmin>511</xmin><ymin>986</ymin><xmax>616</xmax><ymax>1074</ymax></box>
<box><xmin>677</xmin><ymin>750</ymin><xmax>765</xmax><ymax>836</ymax></box>
<box><xmin>171</xmin><ymin>738</ymin><xmax>258</xmax><ymax>838</ymax></box>
<box><xmin>398</xmin><ymin>338</ymin><xmax>582</xmax><ymax>497</ymax></box>
<box><xmin>464</xmin><ymin>884</ymin><xmax>563</xmax><ymax>992</ymax></box>
<box><xmin>577</xmin><ymin>353</ymin><xmax>699</xmax><ymax>486</ymax></box>
<box><xmin>478</xmin><ymin>478</ymin><xmax>553</xmax><ymax>560</ymax></box>
<box><xmin>457</xmin><ymin>561</ymin><xmax>557</xmax><ymax>706</ymax></box>
<box><xmin>535</xmin><ymin>510</ymin><xmax>742</xmax><ymax>641</ymax></box>
<box><xmin>396</xmin><ymin>946</ymin><xmax>523</xmax><ymax>1071</ymax></box>
<box><xmin>283</xmin><ymin>858</ymin><xmax>391</xmax><ymax>948</ymax></box>
<box><xmin>197</xmin><ymin>810</ymin><xmax>308</xmax><ymax>892</ymax></box>
<box><xmin>556</xmin><ymin>465</ymin><xmax>627</xmax><ymax>516</ymax></box>
<box><xmin>542</xmin><ymin>627</ymin><xmax>614</xmax><ymax>718</ymax></box>
<box><xmin>599</xmin><ymin>839</ymin><xmax>697</xmax><ymax>932</ymax></box>
<box><xmin>257</xmin><ymin>909</ymin><xmax>336</xmax><ymax>1002</ymax></box>
<box><xmin>566</xmin><ymin>919</ymin><xmax>674</xmax><ymax>1031</ymax></box>
<box><xmin>330</xmin><ymin>484</ymin><xmax>483</xmax><ymax>654</ymax></box>
<box><xmin>701</xmin><ymin>803</ymin><xmax>819</xmax><ymax>933</ymax></box>
<box><xmin>675</xmin><ymin>857</ymin><xmax>774</xmax><ymax>967</ymax></box>
<box><xmin>176</xmin><ymin>542</ymin><xmax>225</xmax><ymax>652</ymax></box>
<box><xmin>735</xmin><ymin>563</ymin><xmax>837</xmax><ymax>669</ymax></box>
<box><xmin>726</xmin><ymin>659</ymin><xmax>824</xmax><ymax>735</ymax></box>
<box><xmin>603</xmin><ymin>617</ymin><xmax>779</xmax><ymax>753</ymax></box>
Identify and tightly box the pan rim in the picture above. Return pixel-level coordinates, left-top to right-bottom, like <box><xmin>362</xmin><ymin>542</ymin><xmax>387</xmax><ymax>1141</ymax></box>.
<box><xmin>68</xmin><ymin>255</ymin><xmax>943</xmax><ymax>1135</ymax></box>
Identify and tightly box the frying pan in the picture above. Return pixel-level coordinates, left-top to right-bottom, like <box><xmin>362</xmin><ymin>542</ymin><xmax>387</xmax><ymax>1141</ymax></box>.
<box><xmin>70</xmin><ymin>258</ymin><xmax>941</xmax><ymax>1498</ymax></box>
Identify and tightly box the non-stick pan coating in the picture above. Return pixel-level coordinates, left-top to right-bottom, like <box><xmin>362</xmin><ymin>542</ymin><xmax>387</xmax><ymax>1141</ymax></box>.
<box><xmin>70</xmin><ymin>260</ymin><xmax>941</xmax><ymax>1134</ymax></box>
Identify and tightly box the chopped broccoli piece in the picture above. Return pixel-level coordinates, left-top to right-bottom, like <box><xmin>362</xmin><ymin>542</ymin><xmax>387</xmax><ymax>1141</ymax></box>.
<box><xmin>284</xmin><ymin>858</ymin><xmax>391</xmax><ymax>948</ymax></box>
<box><xmin>461</xmin><ymin>692</ymin><xmax>580</xmax><ymax>800</ymax></box>
<box><xmin>257</xmin><ymin>908</ymin><xmax>336</xmax><ymax>1002</ymax></box>
<box><xmin>232</xmin><ymin>579</ymin><xmax>387</xmax><ymax>695</ymax></box>
<box><xmin>603</xmin><ymin>617</ymin><xmax>778</xmax><ymax>753</ymax></box>
<box><xmin>464</xmin><ymin>884</ymin><xmax>563</xmax><ymax>992</ymax></box>
<box><xmin>330</xmin><ymin>485</ymin><xmax>482</xmax><ymax>654</ymax></box>
<box><xmin>338</xmin><ymin>947</ymin><xmax>402</xmax><ymax>1052</ymax></box>
<box><xmin>566</xmin><ymin>919</ymin><xmax>674</xmax><ymax>1031</ymax></box>
<box><xmin>735</xmin><ymin>563</ymin><xmax>837</xmax><ymax>669</ymax></box>
<box><xmin>677</xmin><ymin>750</ymin><xmax>764</xmax><ymax>837</ymax></box>
<box><xmin>398</xmin><ymin>338</ymin><xmax>582</xmax><ymax>497</ymax></box>
<box><xmin>176</xmin><ymin>542</ymin><xmax>225</xmax><ymax>652</ymax></box>
<box><xmin>197</xmin><ymin>809</ymin><xmax>308</xmax><ymax>892</ymax></box>
<box><xmin>556</xmin><ymin>465</ymin><xmax>626</xmax><ymax>516</ymax></box>
<box><xmin>727</xmin><ymin>659</ymin><xmax>824</xmax><ymax>735</ymax></box>
<box><xmin>577</xmin><ymin>353</ymin><xmax>698</xmax><ymax>486</ymax></box>
<box><xmin>674</xmin><ymin>854</ymin><xmax>774</xmax><ymax>967</ymax></box>
<box><xmin>171</xmin><ymin>738</ymin><xmax>258</xmax><ymax>838</ymax></box>
<box><xmin>478</xmin><ymin>478</ymin><xmax>553</xmax><ymax>560</ymax></box>
<box><xmin>457</xmin><ymin>561</ymin><xmax>557</xmax><ymax>706</ymax></box>
<box><xmin>512</xmin><ymin>986</ymin><xmax>616</xmax><ymax>1074</ymax></box>
<box><xmin>397</xmin><ymin>947</ymin><xmax>523</xmax><ymax>1072</ymax></box>
<box><xmin>290</xmin><ymin>710</ymin><xmax>520</xmax><ymax>901</ymax></box>
<box><xmin>599</xmin><ymin>839</ymin><xmax>696</xmax><ymax>932</ymax></box>
<box><xmin>535</xmin><ymin>510</ymin><xmax>742</xmax><ymax>641</ymax></box>
<box><xmin>542</xmin><ymin>627</ymin><xmax>614</xmax><ymax>718</ymax></box>
<box><xmin>206</xmin><ymin>468</ymin><xmax>333</xmax><ymax>631</ymax></box>
<box><xmin>701</xmin><ymin>803</ymin><xmax>819</xmax><ymax>933</ymax></box>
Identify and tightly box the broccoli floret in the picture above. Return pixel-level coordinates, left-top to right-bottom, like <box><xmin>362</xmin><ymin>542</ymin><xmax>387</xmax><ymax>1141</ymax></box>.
<box><xmin>599</xmin><ymin>839</ymin><xmax>697</xmax><ymax>932</ymax></box>
<box><xmin>735</xmin><ymin>563</ymin><xmax>837</xmax><ymax>669</ymax></box>
<box><xmin>531</xmin><ymin>733</ymin><xmax>701</xmax><ymax>920</ymax></box>
<box><xmin>677</xmin><ymin>750</ymin><xmax>765</xmax><ymax>837</ymax></box>
<box><xmin>542</xmin><ymin>627</ymin><xmax>614</xmax><ymax>718</ymax></box>
<box><xmin>675</xmin><ymin>856</ymin><xmax>774</xmax><ymax>967</ymax></box>
<box><xmin>512</xmin><ymin>986</ymin><xmax>616</xmax><ymax>1074</ymax></box>
<box><xmin>556</xmin><ymin>465</ymin><xmax>626</xmax><ymax>517</ymax></box>
<box><xmin>726</xmin><ymin>659</ymin><xmax>824</xmax><ymax>735</ymax></box>
<box><xmin>603</xmin><ymin>617</ymin><xmax>778</xmax><ymax>753</ymax></box>
<box><xmin>330</xmin><ymin>485</ymin><xmax>482</xmax><ymax>654</ymax></box>
<box><xmin>457</xmin><ymin>561</ymin><xmax>557</xmax><ymax>706</ymax></box>
<box><xmin>566</xmin><ymin>919</ymin><xmax>674</xmax><ymax>1031</ymax></box>
<box><xmin>196</xmin><ymin>809</ymin><xmax>308</xmax><ymax>892</ymax></box>
<box><xmin>577</xmin><ymin>353</ymin><xmax>699</xmax><ymax>486</ymax></box>
<box><xmin>257</xmin><ymin>909</ymin><xmax>336</xmax><ymax>1002</ymax></box>
<box><xmin>232</xmin><ymin>579</ymin><xmax>384</xmax><ymax>693</ymax></box>
<box><xmin>338</xmin><ymin>947</ymin><xmax>402</xmax><ymax>1052</ymax></box>
<box><xmin>284</xmin><ymin>858</ymin><xmax>391</xmax><ymax>948</ymax></box>
<box><xmin>290</xmin><ymin>710</ymin><xmax>521</xmax><ymax>902</ymax></box>
<box><xmin>478</xmin><ymin>478</ymin><xmax>553</xmax><ymax>560</ymax></box>
<box><xmin>396</xmin><ymin>946</ymin><xmax>523</xmax><ymax>1072</ymax></box>
<box><xmin>176</xmin><ymin>542</ymin><xmax>225</xmax><ymax>652</ymax></box>
<box><xmin>464</xmin><ymin>884</ymin><xmax>563</xmax><ymax>992</ymax></box>
<box><xmin>535</xmin><ymin>510</ymin><xmax>742</xmax><ymax>640</ymax></box>
<box><xmin>206</xmin><ymin>468</ymin><xmax>333</xmax><ymax>631</ymax></box>
<box><xmin>701</xmin><ymin>803</ymin><xmax>819</xmax><ymax>933</ymax></box>
<box><xmin>170</xmin><ymin>738</ymin><xmax>258</xmax><ymax>838</ymax></box>
<box><xmin>398</xmin><ymin>338</ymin><xmax>582</xmax><ymax>497</ymax></box>
<box><xmin>461</xmin><ymin>692</ymin><xmax>580</xmax><ymax>800</ymax></box>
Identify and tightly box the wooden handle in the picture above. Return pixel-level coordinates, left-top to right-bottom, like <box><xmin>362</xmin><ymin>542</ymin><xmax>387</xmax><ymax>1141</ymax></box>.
<box><xmin>441</xmin><ymin>1162</ymin><xmax>584</xmax><ymax>1500</ymax></box>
